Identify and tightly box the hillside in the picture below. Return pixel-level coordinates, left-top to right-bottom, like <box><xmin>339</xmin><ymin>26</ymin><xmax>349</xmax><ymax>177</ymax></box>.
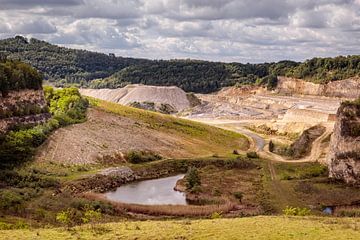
<box><xmin>0</xmin><ymin>36</ymin><xmax>295</xmax><ymax>93</ymax></box>
<box><xmin>0</xmin><ymin>36</ymin><xmax>149</xmax><ymax>84</ymax></box>
<box><xmin>35</xmin><ymin>98</ymin><xmax>249</xmax><ymax>164</ymax></box>
<box><xmin>2</xmin><ymin>216</ymin><xmax>360</xmax><ymax>240</ymax></box>
<box><xmin>2</xmin><ymin>36</ymin><xmax>359</xmax><ymax>94</ymax></box>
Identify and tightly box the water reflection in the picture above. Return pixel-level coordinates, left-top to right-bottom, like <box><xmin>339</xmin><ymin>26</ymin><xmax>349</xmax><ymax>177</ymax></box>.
<box><xmin>105</xmin><ymin>174</ymin><xmax>187</xmax><ymax>205</ymax></box>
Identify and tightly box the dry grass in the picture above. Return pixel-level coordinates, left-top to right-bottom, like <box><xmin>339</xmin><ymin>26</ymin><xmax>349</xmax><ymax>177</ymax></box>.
<box><xmin>85</xmin><ymin>193</ymin><xmax>235</xmax><ymax>217</ymax></box>
<box><xmin>2</xmin><ymin>216</ymin><xmax>360</xmax><ymax>240</ymax></box>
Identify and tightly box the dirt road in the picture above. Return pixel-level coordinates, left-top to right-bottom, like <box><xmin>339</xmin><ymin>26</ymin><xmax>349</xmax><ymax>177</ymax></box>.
<box><xmin>187</xmin><ymin>118</ymin><xmax>333</xmax><ymax>163</ymax></box>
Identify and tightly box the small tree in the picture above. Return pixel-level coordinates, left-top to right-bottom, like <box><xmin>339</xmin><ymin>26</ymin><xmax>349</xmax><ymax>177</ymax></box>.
<box><xmin>185</xmin><ymin>167</ymin><xmax>201</xmax><ymax>190</ymax></box>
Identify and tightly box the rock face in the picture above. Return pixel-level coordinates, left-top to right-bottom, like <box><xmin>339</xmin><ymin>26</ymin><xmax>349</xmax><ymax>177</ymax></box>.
<box><xmin>327</xmin><ymin>101</ymin><xmax>360</xmax><ymax>184</ymax></box>
<box><xmin>0</xmin><ymin>89</ymin><xmax>50</xmax><ymax>135</ymax></box>
<box><xmin>277</xmin><ymin>77</ymin><xmax>360</xmax><ymax>99</ymax></box>
<box><xmin>290</xmin><ymin>125</ymin><xmax>326</xmax><ymax>159</ymax></box>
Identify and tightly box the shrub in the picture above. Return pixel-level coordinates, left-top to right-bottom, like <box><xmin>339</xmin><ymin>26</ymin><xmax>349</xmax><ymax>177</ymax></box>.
<box><xmin>283</xmin><ymin>206</ymin><xmax>311</xmax><ymax>216</ymax></box>
<box><xmin>185</xmin><ymin>167</ymin><xmax>201</xmax><ymax>190</ymax></box>
<box><xmin>126</xmin><ymin>150</ymin><xmax>162</xmax><ymax>164</ymax></box>
<box><xmin>246</xmin><ymin>151</ymin><xmax>258</xmax><ymax>158</ymax></box>
<box><xmin>211</xmin><ymin>211</ymin><xmax>222</xmax><ymax>219</ymax></box>
<box><xmin>56</xmin><ymin>209</ymin><xmax>72</xmax><ymax>229</ymax></box>
<box><xmin>233</xmin><ymin>192</ymin><xmax>244</xmax><ymax>202</ymax></box>
<box><xmin>81</xmin><ymin>205</ymin><xmax>102</xmax><ymax>225</ymax></box>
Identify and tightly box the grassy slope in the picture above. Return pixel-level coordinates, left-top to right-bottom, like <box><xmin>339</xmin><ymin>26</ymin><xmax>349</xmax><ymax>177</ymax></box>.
<box><xmin>90</xmin><ymin>98</ymin><xmax>249</xmax><ymax>157</ymax></box>
<box><xmin>2</xmin><ymin>216</ymin><xmax>360</xmax><ymax>240</ymax></box>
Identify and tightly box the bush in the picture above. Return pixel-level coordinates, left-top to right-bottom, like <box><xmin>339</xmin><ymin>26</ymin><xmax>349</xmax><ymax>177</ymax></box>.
<box><xmin>210</xmin><ymin>211</ymin><xmax>222</xmax><ymax>219</ymax></box>
<box><xmin>185</xmin><ymin>167</ymin><xmax>201</xmax><ymax>190</ymax></box>
<box><xmin>283</xmin><ymin>206</ymin><xmax>311</xmax><ymax>216</ymax></box>
<box><xmin>233</xmin><ymin>192</ymin><xmax>244</xmax><ymax>202</ymax></box>
<box><xmin>246</xmin><ymin>151</ymin><xmax>259</xmax><ymax>158</ymax></box>
<box><xmin>125</xmin><ymin>150</ymin><xmax>162</xmax><ymax>164</ymax></box>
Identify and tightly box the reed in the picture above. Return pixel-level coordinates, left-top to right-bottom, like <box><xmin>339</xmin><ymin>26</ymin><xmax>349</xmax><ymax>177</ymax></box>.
<box><xmin>84</xmin><ymin>193</ymin><xmax>235</xmax><ymax>217</ymax></box>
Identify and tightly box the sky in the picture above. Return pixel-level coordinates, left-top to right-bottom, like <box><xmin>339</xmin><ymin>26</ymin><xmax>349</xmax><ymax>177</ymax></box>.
<box><xmin>0</xmin><ymin>0</ymin><xmax>359</xmax><ymax>63</ymax></box>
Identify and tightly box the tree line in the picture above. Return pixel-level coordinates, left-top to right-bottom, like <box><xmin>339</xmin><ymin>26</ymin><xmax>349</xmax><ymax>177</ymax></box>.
<box><xmin>1</xmin><ymin>36</ymin><xmax>359</xmax><ymax>93</ymax></box>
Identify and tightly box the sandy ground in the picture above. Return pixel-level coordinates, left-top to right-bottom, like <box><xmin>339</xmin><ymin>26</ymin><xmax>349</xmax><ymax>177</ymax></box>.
<box><xmin>80</xmin><ymin>85</ymin><xmax>191</xmax><ymax>112</ymax></box>
<box><xmin>186</xmin><ymin>87</ymin><xmax>340</xmax><ymax>121</ymax></box>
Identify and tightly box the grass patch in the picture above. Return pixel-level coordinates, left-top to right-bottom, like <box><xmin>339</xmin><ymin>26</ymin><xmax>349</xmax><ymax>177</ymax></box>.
<box><xmin>276</xmin><ymin>162</ymin><xmax>328</xmax><ymax>180</ymax></box>
<box><xmin>2</xmin><ymin>216</ymin><xmax>360</xmax><ymax>239</ymax></box>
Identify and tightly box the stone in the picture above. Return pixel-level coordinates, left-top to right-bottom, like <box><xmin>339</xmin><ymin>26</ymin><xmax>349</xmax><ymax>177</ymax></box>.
<box><xmin>327</xmin><ymin>101</ymin><xmax>360</xmax><ymax>184</ymax></box>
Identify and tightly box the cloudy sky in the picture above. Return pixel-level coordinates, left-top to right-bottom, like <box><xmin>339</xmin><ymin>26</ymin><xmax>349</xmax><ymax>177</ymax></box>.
<box><xmin>0</xmin><ymin>0</ymin><xmax>359</xmax><ymax>62</ymax></box>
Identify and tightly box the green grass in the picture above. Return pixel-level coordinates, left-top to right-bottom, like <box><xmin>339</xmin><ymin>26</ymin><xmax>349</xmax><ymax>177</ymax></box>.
<box><xmin>275</xmin><ymin>162</ymin><xmax>328</xmax><ymax>180</ymax></box>
<box><xmin>2</xmin><ymin>216</ymin><xmax>360</xmax><ymax>240</ymax></box>
<box><xmin>89</xmin><ymin>97</ymin><xmax>249</xmax><ymax>156</ymax></box>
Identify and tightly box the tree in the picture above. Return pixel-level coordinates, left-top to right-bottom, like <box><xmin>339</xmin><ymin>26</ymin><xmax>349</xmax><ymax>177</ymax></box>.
<box><xmin>185</xmin><ymin>167</ymin><xmax>201</xmax><ymax>190</ymax></box>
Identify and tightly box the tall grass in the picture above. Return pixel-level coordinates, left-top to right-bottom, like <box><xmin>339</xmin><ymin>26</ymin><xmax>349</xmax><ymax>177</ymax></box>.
<box><xmin>85</xmin><ymin>193</ymin><xmax>235</xmax><ymax>217</ymax></box>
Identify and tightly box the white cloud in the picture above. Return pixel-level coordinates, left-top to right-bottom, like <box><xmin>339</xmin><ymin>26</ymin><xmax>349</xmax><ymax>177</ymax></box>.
<box><xmin>0</xmin><ymin>0</ymin><xmax>359</xmax><ymax>62</ymax></box>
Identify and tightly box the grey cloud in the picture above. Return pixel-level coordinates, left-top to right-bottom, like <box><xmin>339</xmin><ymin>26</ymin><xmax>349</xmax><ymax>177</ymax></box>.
<box><xmin>10</xmin><ymin>19</ymin><xmax>57</xmax><ymax>34</ymax></box>
<box><xmin>0</xmin><ymin>0</ymin><xmax>359</xmax><ymax>62</ymax></box>
<box><xmin>0</xmin><ymin>0</ymin><xmax>83</xmax><ymax>9</ymax></box>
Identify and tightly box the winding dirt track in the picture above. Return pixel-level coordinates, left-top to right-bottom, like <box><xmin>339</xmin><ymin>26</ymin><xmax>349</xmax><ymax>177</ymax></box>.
<box><xmin>186</xmin><ymin>118</ymin><xmax>333</xmax><ymax>163</ymax></box>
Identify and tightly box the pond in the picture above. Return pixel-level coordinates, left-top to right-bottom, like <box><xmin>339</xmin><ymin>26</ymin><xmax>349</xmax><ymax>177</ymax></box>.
<box><xmin>104</xmin><ymin>174</ymin><xmax>187</xmax><ymax>205</ymax></box>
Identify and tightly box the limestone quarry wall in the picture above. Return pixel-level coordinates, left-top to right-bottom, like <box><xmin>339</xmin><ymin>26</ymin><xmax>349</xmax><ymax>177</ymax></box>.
<box><xmin>277</xmin><ymin>77</ymin><xmax>360</xmax><ymax>99</ymax></box>
<box><xmin>281</xmin><ymin>109</ymin><xmax>330</xmax><ymax>123</ymax></box>
<box><xmin>0</xmin><ymin>89</ymin><xmax>50</xmax><ymax>135</ymax></box>
<box><xmin>327</xmin><ymin>102</ymin><xmax>360</xmax><ymax>184</ymax></box>
<box><xmin>80</xmin><ymin>85</ymin><xmax>191</xmax><ymax>112</ymax></box>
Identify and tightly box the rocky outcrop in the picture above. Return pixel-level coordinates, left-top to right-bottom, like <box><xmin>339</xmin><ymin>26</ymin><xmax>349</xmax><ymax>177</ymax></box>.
<box><xmin>327</xmin><ymin>101</ymin><xmax>360</xmax><ymax>184</ymax></box>
<box><xmin>0</xmin><ymin>89</ymin><xmax>50</xmax><ymax>135</ymax></box>
<box><xmin>290</xmin><ymin>125</ymin><xmax>326</xmax><ymax>159</ymax></box>
<box><xmin>277</xmin><ymin>77</ymin><xmax>360</xmax><ymax>99</ymax></box>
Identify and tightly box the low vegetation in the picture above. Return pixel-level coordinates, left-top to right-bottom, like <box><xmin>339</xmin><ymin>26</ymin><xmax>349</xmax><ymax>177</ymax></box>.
<box><xmin>125</xmin><ymin>150</ymin><xmax>162</xmax><ymax>164</ymax></box>
<box><xmin>0</xmin><ymin>58</ymin><xmax>42</xmax><ymax>96</ymax></box>
<box><xmin>2</xmin><ymin>216</ymin><xmax>360</xmax><ymax>239</ymax></box>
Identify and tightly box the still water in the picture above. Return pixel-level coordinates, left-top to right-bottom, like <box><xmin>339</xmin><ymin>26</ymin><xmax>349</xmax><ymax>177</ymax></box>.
<box><xmin>104</xmin><ymin>174</ymin><xmax>187</xmax><ymax>205</ymax></box>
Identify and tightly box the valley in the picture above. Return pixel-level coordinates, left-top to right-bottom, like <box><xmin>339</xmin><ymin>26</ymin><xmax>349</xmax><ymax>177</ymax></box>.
<box><xmin>1</xmin><ymin>43</ymin><xmax>360</xmax><ymax>240</ymax></box>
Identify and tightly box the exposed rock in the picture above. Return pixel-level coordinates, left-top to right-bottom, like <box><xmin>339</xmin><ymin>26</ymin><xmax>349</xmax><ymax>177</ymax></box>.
<box><xmin>100</xmin><ymin>166</ymin><xmax>135</xmax><ymax>178</ymax></box>
<box><xmin>277</xmin><ymin>76</ymin><xmax>360</xmax><ymax>99</ymax></box>
<box><xmin>327</xmin><ymin>101</ymin><xmax>360</xmax><ymax>184</ymax></box>
<box><xmin>66</xmin><ymin>167</ymin><xmax>138</xmax><ymax>193</ymax></box>
<box><xmin>290</xmin><ymin>125</ymin><xmax>326</xmax><ymax>159</ymax></box>
<box><xmin>0</xmin><ymin>89</ymin><xmax>49</xmax><ymax>135</ymax></box>
<box><xmin>129</xmin><ymin>101</ymin><xmax>177</xmax><ymax>114</ymax></box>
<box><xmin>80</xmin><ymin>84</ymin><xmax>194</xmax><ymax>112</ymax></box>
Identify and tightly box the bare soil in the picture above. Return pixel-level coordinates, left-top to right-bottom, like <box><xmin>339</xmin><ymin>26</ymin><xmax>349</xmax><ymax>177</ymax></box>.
<box><xmin>35</xmin><ymin>107</ymin><xmax>244</xmax><ymax>165</ymax></box>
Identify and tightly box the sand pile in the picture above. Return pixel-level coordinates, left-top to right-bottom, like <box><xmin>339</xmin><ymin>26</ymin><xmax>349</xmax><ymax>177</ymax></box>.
<box><xmin>80</xmin><ymin>85</ymin><xmax>191</xmax><ymax>112</ymax></box>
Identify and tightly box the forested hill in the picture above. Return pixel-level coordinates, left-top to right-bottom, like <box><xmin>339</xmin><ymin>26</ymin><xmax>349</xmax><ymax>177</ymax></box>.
<box><xmin>0</xmin><ymin>36</ymin><xmax>150</xmax><ymax>84</ymax></box>
<box><xmin>1</xmin><ymin>36</ymin><xmax>359</xmax><ymax>93</ymax></box>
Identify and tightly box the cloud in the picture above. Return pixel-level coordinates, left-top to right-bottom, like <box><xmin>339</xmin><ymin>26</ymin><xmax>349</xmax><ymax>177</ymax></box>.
<box><xmin>0</xmin><ymin>0</ymin><xmax>359</xmax><ymax>62</ymax></box>
<box><xmin>0</xmin><ymin>0</ymin><xmax>83</xmax><ymax>9</ymax></box>
<box><xmin>11</xmin><ymin>20</ymin><xmax>56</xmax><ymax>34</ymax></box>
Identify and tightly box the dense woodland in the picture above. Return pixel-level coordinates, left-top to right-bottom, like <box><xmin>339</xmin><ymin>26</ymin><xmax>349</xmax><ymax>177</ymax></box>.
<box><xmin>1</xmin><ymin>36</ymin><xmax>359</xmax><ymax>93</ymax></box>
